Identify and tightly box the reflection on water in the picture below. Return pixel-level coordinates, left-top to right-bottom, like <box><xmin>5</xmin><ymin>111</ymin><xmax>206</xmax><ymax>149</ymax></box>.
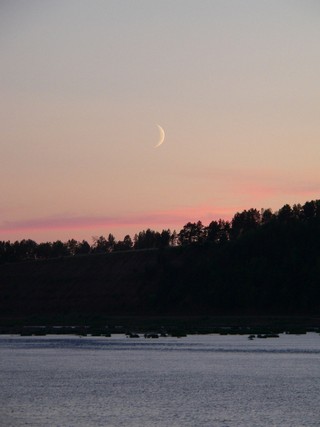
<box><xmin>0</xmin><ymin>334</ymin><xmax>320</xmax><ymax>427</ymax></box>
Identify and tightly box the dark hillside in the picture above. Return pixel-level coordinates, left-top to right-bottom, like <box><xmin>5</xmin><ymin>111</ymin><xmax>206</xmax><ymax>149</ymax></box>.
<box><xmin>1</xmin><ymin>201</ymin><xmax>320</xmax><ymax>327</ymax></box>
<box><xmin>0</xmin><ymin>249</ymin><xmax>170</xmax><ymax>318</ymax></box>
<box><xmin>0</xmin><ymin>219</ymin><xmax>320</xmax><ymax>325</ymax></box>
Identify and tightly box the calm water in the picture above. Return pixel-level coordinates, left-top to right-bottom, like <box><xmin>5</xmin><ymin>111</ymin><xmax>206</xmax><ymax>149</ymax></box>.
<box><xmin>0</xmin><ymin>333</ymin><xmax>319</xmax><ymax>427</ymax></box>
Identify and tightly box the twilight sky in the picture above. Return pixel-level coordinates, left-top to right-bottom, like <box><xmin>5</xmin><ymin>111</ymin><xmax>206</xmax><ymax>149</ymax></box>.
<box><xmin>1</xmin><ymin>0</ymin><xmax>320</xmax><ymax>243</ymax></box>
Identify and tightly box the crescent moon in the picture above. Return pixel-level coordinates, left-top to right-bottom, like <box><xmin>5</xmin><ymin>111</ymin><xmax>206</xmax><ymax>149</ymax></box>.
<box><xmin>155</xmin><ymin>124</ymin><xmax>165</xmax><ymax>148</ymax></box>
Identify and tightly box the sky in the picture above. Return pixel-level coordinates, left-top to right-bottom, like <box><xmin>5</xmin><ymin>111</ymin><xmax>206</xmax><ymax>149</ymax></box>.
<box><xmin>1</xmin><ymin>0</ymin><xmax>320</xmax><ymax>243</ymax></box>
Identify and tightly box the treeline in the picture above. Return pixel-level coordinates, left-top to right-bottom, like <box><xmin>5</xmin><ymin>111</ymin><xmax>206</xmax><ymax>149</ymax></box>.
<box><xmin>1</xmin><ymin>199</ymin><xmax>320</xmax><ymax>263</ymax></box>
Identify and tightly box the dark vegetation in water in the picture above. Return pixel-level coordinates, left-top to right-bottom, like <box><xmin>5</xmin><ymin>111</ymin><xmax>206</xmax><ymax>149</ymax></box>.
<box><xmin>0</xmin><ymin>199</ymin><xmax>320</xmax><ymax>330</ymax></box>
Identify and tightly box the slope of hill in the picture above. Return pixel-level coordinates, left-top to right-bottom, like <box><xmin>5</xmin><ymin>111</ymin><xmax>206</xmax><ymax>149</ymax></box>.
<box><xmin>1</xmin><ymin>215</ymin><xmax>320</xmax><ymax>329</ymax></box>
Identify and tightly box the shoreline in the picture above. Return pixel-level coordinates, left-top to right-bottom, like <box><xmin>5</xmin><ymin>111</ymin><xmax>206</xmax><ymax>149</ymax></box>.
<box><xmin>1</xmin><ymin>315</ymin><xmax>320</xmax><ymax>336</ymax></box>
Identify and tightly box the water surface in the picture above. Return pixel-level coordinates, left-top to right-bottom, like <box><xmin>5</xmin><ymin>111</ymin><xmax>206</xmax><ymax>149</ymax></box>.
<box><xmin>0</xmin><ymin>333</ymin><xmax>319</xmax><ymax>426</ymax></box>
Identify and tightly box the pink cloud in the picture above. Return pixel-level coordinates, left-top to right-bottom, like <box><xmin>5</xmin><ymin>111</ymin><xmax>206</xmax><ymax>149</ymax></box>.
<box><xmin>1</xmin><ymin>183</ymin><xmax>318</xmax><ymax>239</ymax></box>
<box><xmin>0</xmin><ymin>205</ymin><xmax>235</xmax><ymax>236</ymax></box>
<box><xmin>191</xmin><ymin>167</ymin><xmax>320</xmax><ymax>199</ymax></box>
<box><xmin>242</xmin><ymin>182</ymin><xmax>319</xmax><ymax>201</ymax></box>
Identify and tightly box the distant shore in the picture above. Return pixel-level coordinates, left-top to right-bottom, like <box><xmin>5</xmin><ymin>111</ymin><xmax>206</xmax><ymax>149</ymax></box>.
<box><xmin>1</xmin><ymin>315</ymin><xmax>320</xmax><ymax>336</ymax></box>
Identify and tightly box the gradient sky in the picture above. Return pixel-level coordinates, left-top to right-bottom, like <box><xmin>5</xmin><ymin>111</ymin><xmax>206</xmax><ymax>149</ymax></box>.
<box><xmin>1</xmin><ymin>0</ymin><xmax>320</xmax><ymax>243</ymax></box>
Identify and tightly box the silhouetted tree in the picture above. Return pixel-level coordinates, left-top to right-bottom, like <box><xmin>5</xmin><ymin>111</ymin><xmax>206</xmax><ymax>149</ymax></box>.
<box><xmin>114</xmin><ymin>235</ymin><xmax>133</xmax><ymax>251</ymax></box>
<box><xmin>158</xmin><ymin>230</ymin><xmax>171</xmax><ymax>248</ymax></box>
<box><xmin>303</xmin><ymin>200</ymin><xmax>320</xmax><ymax>220</ymax></box>
<box><xmin>134</xmin><ymin>229</ymin><xmax>159</xmax><ymax>249</ymax></box>
<box><xmin>170</xmin><ymin>230</ymin><xmax>178</xmax><ymax>246</ymax></box>
<box><xmin>206</xmin><ymin>220</ymin><xmax>220</xmax><ymax>243</ymax></box>
<box><xmin>106</xmin><ymin>233</ymin><xmax>116</xmax><ymax>252</ymax></box>
<box><xmin>76</xmin><ymin>240</ymin><xmax>91</xmax><ymax>255</ymax></box>
<box><xmin>261</xmin><ymin>208</ymin><xmax>274</xmax><ymax>224</ymax></box>
<box><xmin>51</xmin><ymin>240</ymin><xmax>68</xmax><ymax>257</ymax></box>
<box><xmin>92</xmin><ymin>236</ymin><xmax>108</xmax><ymax>253</ymax></box>
<box><xmin>36</xmin><ymin>242</ymin><xmax>52</xmax><ymax>259</ymax></box>
<box><xmin>217</xmin><ymin>220</ymin><xmax>231</xmax><ymax>243</ymax></box>
<box><xmin>123</xmin><ymin>234</ymin><xmax>133</xmax><ymax>249</ymax></box>
<box><xmin>277</xmin><ymin>204</ymin><xmax>293</xmax><ymax>223</ymax></box>
<box><xmin>0</xmin><ymin>241</ymin><xmax>15</xmax><ymax>262</ymax></box>
<box><xmin>178</xmin><ymin>221</ymin><xmax>205</xmax><ymax>245</ymax></box>
<box><xmin>231</xmin><ymin>209</ymin><xmax>260</xmax><ymax>239</ymax></box>
<box><xmin>66</xmin><ymin>239</ymin><xmax>79</xmax><ymax>256</ymax></box>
